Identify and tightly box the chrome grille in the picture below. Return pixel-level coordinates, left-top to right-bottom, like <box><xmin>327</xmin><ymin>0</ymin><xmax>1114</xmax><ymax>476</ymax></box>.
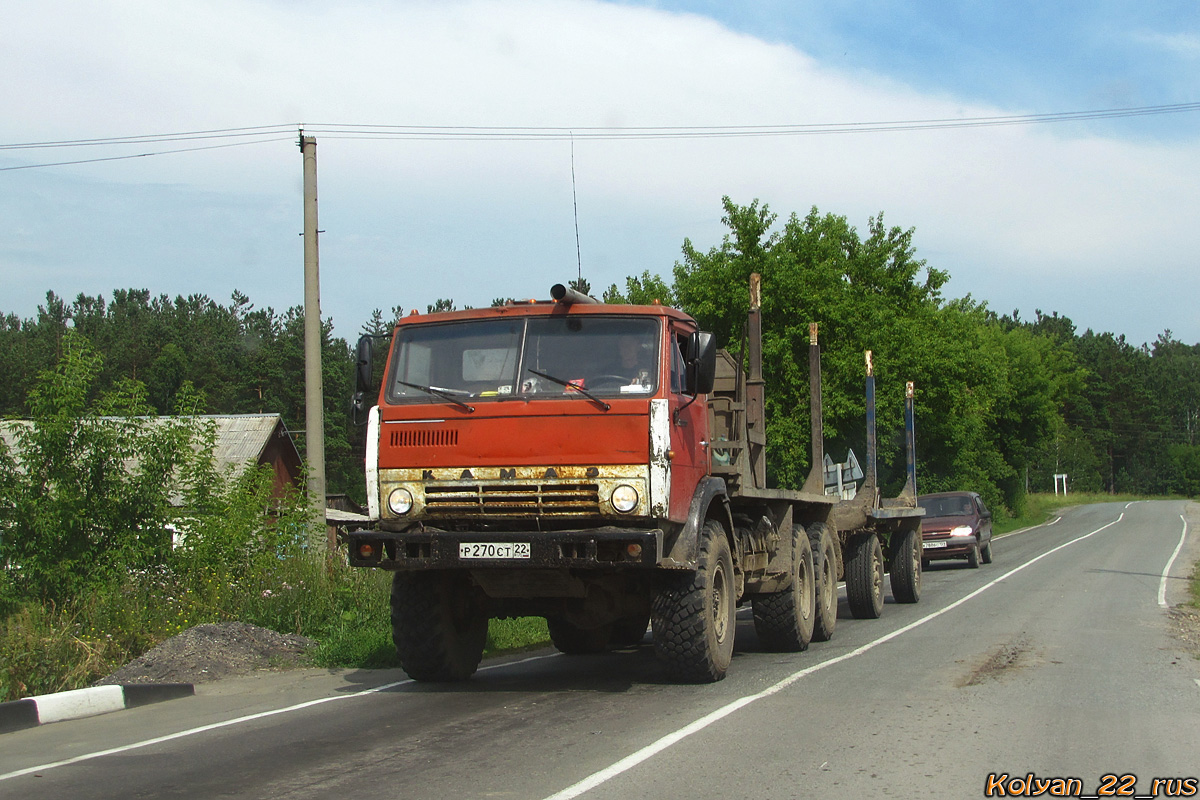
<box><xmin>424</xmin><ymin>482</ymin><xmax>600</xmax><ymax>517</ymax></box>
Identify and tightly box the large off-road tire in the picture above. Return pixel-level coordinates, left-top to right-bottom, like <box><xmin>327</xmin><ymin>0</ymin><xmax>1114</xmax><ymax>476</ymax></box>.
<box><xmin>980</xmin><ymin>539</ymin><xmax>994</xmax><ymax>564</ymax></box>
<box><xmin>610</xmin><ymin>613</ymin><xmax>650</xmax><ymax>647</ymax></box>
<box><xmin>966</xmin><ymin>540</ymin><xmax>981</xmax><ymax>569</ymax></box>
<box><xmin>888</xmin><ymin>527</ymin><xmax>922</xmax><ymax>604</ymax></box>
<box><xmin>809</xmin><ymin>522</ymin><xmax>839</xmax><ymax>642</ymax></box>
<box><xmin>752</xmin><ymin>523</ymin><xmax>815</xmax><ymax>652</ymax></box>
<box><xmin>845</xmin><ymin>532</ymin><xmax>885</xmax><ymax>619</ymax></box>
<box><xmin>652</xmin><ymin>520</ymin><xmax>736</xmax><ymax>682</ymax></box>
<box><xmin>547</xmin><ymin>617</ymin><xmax>612</xmax><ymax>654</ymax></box>
<box><xmin>391</xmin><ymin>571</ymin><xmax>487</xmax><ymax>682</ymax></box>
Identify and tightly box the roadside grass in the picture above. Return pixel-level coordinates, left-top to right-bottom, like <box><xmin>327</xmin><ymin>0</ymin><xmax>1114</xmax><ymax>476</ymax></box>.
<box><xmin>8</xmin><ymin>493</ymin><xmax>1190</xmax><ymax>701</ymax></box>
<box><xmin>0</xmin><ymin>550</ymin><xmax>554</xmax><ymax>702</ymax></box>
<box><xmin>1191</xmin><ymin>561</ymin><xmax>1200</xmax><ymax>611</ymax></box>
<box><xmin>994</xmin><ymin>491</ymin><xmax>1152</xmax><ymax>536</ymax></box>
<box><xmin>485</xmin><ymin>617</ymin><xmax>551</xmax><ymax>658</ymax></box>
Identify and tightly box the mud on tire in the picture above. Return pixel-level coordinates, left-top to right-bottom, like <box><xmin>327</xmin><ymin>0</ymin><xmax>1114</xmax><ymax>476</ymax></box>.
<box><xmin>845</xmin><ymin>531</ymin><xmax>885</xmax><ymax>620</ymax></box>
<box><xmin>391</xmin><ymin>571</ymin><xmax>487</xmax><ymax>682</ymax></box>
<box><xmin>809</xmin><ymin>522</ymin><xmax>839</xmax><ymax>642</ymax></box>
<box><xmin>652</xmin><ymin>520</ymin><xmax>736</xmax><ymax>682</ymax></box>
<box><xmin>888</xmin><ymin>526</ymin><xmax>922</xmax><ymax>604</ymax></box>
<box><xmin>752</xmin><ymin>523</ymin><xmax>816</xmax><ymax>652</ymax></box>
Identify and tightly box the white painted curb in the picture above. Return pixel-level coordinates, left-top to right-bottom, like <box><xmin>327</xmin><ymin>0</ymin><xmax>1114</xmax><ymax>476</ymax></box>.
<box><xmin>0</xmin><ymin>683</ymin><xmax>194</xmax><ymax>734</ymax></box>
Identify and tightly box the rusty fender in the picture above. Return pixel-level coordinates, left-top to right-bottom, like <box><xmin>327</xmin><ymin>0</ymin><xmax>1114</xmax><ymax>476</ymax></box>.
<box><xmin>660</xmin><ymin>476</ymin><xmax>732</xmax><ymax>569</ymax></box>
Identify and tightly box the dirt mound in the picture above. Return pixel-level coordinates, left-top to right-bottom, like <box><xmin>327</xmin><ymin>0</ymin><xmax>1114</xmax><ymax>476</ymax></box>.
<box><xmin>97</xmin><ymin>622</ymin><xmax>317</xmax><ymax>686</ymax></box>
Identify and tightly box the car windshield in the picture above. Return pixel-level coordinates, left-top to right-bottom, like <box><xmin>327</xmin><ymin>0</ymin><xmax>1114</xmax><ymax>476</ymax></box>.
<box><xmin>922</xmin><ymin>496</ymin><xmax>975</xmax><ymax>518</ymax></box>
<box><xmin>386</xmin><ymin>315</ymin><xmax>660</xmax><ymax>403</ymax></box>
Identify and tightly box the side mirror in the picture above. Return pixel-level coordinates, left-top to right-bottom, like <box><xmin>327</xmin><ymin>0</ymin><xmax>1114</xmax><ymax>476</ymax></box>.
<box><xmin>351</xmin><ymin>335</ymin><xmax>376</xmax><ymax>428</ymax></box>
<box><xmin>355</xmin><ymin>335</ymin><xmax>374</xmax><ymax>393</ymax></box>
<box><xmin>686</xmin><ymin>331</ymin><xmax>717</xmax><ymax>395</ymax></box>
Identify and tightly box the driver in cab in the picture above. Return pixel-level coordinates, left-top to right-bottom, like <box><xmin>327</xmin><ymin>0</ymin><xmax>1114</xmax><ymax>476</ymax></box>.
<box><xmin>610</xmin><ymin>335</ymin><xmax>653</xmax><ymax>387</ymax></box>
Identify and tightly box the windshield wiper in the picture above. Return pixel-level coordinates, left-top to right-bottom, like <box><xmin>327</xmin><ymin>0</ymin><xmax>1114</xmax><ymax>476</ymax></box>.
<box><xmin>396</xmin><ymin>380</ymin><xmax>475</xmax><ymax>413</ymax></box>
<box><xmin>527</xmin><ymin>369</ymin><xmax>610</xmax><ymax>411</ymax></box>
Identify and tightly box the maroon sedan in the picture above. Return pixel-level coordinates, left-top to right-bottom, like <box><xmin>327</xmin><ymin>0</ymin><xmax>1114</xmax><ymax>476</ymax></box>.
<box><xmin>918</xmin><ymin>491</ymin><xmax>993</xmax><ymax>568</ymax></box>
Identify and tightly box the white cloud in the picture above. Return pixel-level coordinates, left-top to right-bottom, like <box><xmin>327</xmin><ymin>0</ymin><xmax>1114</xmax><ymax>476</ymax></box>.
<box><xmin>3</xmin><ymin>0</ymin><xmax>1199</xmax><ymax>344</ymax></box>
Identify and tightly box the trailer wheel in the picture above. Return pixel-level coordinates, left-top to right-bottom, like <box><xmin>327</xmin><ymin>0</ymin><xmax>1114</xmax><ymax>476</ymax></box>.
<box><xmin>752</xmin><ymin>523</ymin><xmax>816</xmax><ymax>652</ymax></box>
<box><xmin>547</xmin><ymin>618</ymin><xmax>612</xmax><ymax>654</ymax></box>
<box><xmin>809</xmin><ymin>522</ymin><xmax>838</xmax><ymax>642</ymax></box>
<box><xmin>888</xmin><ymin>527</ymin><xmax>922</xmax><ymax>604</ymax></box>
<box><xmin>845</xmin><ymin>532</ymin><xmax>885</xmax><ymax>619</ymax></box>
<box><xmin>652</xmin><ymin>519</ymin><xmax>736</xmax><ymax>682</ymax></box>
<box><xmin>391</xmin><ymin>571</ymin><xmax>487</xmax><ymax>682</ymax></box>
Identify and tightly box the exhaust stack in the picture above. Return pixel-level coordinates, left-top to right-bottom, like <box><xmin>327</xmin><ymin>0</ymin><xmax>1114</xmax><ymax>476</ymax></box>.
<box><xmin>551</xmin><ymin>284</ymin><xmax>599</xmax><ymax>306</ymax></box>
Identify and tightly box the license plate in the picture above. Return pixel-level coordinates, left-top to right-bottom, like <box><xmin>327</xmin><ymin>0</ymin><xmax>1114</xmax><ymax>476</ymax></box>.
<box><xmin>459</xmin><ymin>542</ymin><xmax>531</xmax><ymax>559</ymax></box>
<box><xmin>923</xmin><ymin>540</ymin><xmax>947</xmax><ymax>549</ymax></box>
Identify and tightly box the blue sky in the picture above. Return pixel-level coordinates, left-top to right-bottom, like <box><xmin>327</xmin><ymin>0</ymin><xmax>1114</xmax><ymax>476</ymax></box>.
<box><xmin>2</xmin><ymin>0</ymin><xmax>1199</xmax><ymax>347</ymax></box>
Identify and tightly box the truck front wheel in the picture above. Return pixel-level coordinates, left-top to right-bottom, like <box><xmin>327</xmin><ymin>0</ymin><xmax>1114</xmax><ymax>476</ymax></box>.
<box><xmin>652</xmin><ymin>520</ymin><xmax>736</xmax><ymax>682</ymax></box>
<box><xmin>845</xmin><ymin>532</ymin><xmax>885</xmax><ymax>619</ymax></box>
<box><xmin>752</xmin><ymin>523</ymin><xmax>815</xmax><ymax>652</ymax></box>
<box><xmin>391</xmin><ymin>571</ymin><xmax>487</xmax><ymax>682</ymax></box>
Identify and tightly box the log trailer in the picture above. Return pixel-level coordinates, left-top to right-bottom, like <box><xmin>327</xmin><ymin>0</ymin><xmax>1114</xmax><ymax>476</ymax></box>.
<box><xmin>345</xmin><ymin>275</ymin><xmax>923</xmax><ymax>682</ymax></box>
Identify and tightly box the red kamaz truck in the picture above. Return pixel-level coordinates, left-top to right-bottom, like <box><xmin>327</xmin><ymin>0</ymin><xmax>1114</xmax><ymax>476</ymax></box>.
<box><xmin>345</xmin><ymin>275</ymin><xmax>922</xmax><ymax>682</ymax></box>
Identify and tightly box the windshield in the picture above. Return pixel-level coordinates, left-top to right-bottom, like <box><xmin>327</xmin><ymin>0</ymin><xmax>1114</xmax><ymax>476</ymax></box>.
<box><xmin>922</xmin><ymin>495</ymin><xmax>975</xmax><ymax>518</ymax></box>
<box><xmin>386</xmin><ymin>315</ymin><xmax>660</xmax><ymax>403</ymax></box>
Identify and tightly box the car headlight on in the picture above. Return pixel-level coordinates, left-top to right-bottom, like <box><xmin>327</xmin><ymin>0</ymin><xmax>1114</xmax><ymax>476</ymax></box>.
<box><xmin>611</xmin><ymin>484</ymin><xmax>639</xmax><ymax>513</ymax></box>
<box><xmin>949</xmin><ymin>525</ymin><xmax>974</xmax><ymax>537</ymax></box>
<box><xmin>387</xmin><ymin>487</ymin><xmax>414</xmax><ymax>516</ymax></box>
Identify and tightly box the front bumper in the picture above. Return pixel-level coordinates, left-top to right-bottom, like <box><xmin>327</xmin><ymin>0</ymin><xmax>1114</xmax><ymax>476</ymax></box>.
<box><xmin>921</xmin><ymin>534</ymin><xmax>976</xmax><ymax>559</ymax></box>
<box><xmin>347</xmin><ymin>526</ymin><xmax>664</xmax><ymax>570</ymax></box>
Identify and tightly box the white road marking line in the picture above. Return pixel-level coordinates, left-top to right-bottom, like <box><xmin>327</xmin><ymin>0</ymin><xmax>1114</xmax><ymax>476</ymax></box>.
<box><xmin>1004</xmin><ymin>516</ymin><xmax>1061</xmax><ymax>538</ymax></box>
<box><xmin>1157</xmin><ymin>514</ymin><xmax>1189</xmax><ymax>609</ymax></box>
<box><xmin>0</xmin><ymin>652</ymin><xmax>556</xmax><ymax>783</ymax></box>
<box><xmin>1</xmin><ymin>513</ymin><xmax>1133</xmax><ymax>788</ymax></box>
<box><xmin>540</xmin><ymin>514</ymin><xmax>1125</xmax><ymax>800</ymax></box>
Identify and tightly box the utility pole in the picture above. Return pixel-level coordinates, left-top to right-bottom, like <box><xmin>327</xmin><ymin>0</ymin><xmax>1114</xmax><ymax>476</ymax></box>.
<box><xmin>300</xmin><ymin>133</ymin><xmax>327</xmax><ymax>533</ymax></box>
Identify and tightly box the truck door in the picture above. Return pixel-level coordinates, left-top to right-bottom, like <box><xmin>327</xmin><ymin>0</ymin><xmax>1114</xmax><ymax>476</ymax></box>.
<box><xmin>668</xmin><ymin>325</ymin><xmax>709</xmax><ymax>522</ymax></box>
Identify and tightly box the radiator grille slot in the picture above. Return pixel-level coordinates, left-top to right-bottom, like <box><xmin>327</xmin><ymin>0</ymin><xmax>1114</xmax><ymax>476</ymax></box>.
<box><xmin>424</xmin><ymin>482</ymin><xmax>600</xmax><ymax>517</ymax></box>
<box><xmin>390</xmin><ymin>428</ymin><xmax>458</xmax><ymax>448</ymax></box>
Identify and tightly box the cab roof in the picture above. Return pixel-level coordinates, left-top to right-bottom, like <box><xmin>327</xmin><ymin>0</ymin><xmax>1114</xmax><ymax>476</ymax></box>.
<box><xmin>393</xmin><ymin>300</ymin><xmax>699</xmax><ymax>328</ymax></box>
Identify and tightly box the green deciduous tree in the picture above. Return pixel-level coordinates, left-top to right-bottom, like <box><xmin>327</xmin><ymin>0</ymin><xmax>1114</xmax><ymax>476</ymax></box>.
<box><xmin>0</xmin><ymin>334</ymin><xmax>197</xmax><ymax>600</ymax></box>
<box><xmin>0</xmin><ymin>332</ymin><xmax>317</xmax><ymax>604</ymax></box>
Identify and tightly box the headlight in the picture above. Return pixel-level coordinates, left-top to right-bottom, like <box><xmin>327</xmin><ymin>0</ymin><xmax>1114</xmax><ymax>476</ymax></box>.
<box><xmin>949</xmin><ymin>525</ymin><xmax>974</xmax><ymax>537</ymax></box>
<box><xmin>387</xmin><ymin>487</ymin><xmax>414</xmax><ymax>516</ymax></box>
<box><xmin>611</xmin><ymin>484</ymin><xmax>639</xmax><ymax>513</ymax></box>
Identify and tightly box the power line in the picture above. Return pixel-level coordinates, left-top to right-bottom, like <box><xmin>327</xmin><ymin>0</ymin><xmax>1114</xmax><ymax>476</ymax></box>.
<box><xmin>298</xmin><ymin>102</ymin><xmax>1200</xmax><ymax>140</ymax></box>
<box><xmin>2</xmin><ymin>101</ymin><xmax>1197</xmax><ymax>171</ymax></box>
<box><xmin>0</xmin><ymin>137</ymin><xmax>295</xmax><ymax>172</ymax></box>
<box><xmin>0</xmin><ymin>124</ymin><xmax>296</xmax><ymax>151</ymax></box>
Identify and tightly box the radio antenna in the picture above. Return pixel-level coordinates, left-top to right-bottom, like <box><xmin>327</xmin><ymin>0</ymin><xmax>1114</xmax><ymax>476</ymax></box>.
<box><xmin>571</xmin><ymin>133</ymin><xmax>582</xmax><ymax>286</ymax></box>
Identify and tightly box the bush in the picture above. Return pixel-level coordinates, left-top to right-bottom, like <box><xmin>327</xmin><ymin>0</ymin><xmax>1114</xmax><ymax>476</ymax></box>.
<box><xmin>0</xmin><ymin>331</ymin><xmax>550</xmax><ymax>701</ymax></box>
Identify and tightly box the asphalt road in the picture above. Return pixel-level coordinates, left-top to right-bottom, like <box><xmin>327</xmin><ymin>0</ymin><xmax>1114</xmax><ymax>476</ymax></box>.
<box><xmin>3</xmin><ymin>500</ymin><xmax>1197</xmax><ymax>800</ymax></box>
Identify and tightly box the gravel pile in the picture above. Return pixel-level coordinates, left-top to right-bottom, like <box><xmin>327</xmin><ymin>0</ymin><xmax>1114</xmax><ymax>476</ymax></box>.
<box><xmin>96</xmin><ymin>621</ymin><xmax>317</xmax><ymax>685</ymax></box>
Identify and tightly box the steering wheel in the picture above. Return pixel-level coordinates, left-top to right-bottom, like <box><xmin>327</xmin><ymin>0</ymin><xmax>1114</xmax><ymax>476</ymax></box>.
<box><xmin>586</xmin><ymin>374</ymin><xmax>631</xmax><ymax>389</ymax></box>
